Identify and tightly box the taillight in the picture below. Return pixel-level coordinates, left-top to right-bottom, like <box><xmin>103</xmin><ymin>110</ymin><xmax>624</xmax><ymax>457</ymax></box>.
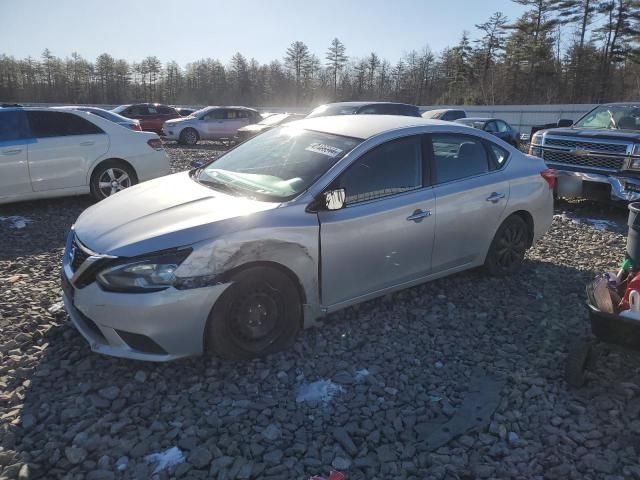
<box><xmin>540</xmin><ymin>168</ymin><xmax>556</xmax><ymax>189</ymax></box>
<box><xmin>147</xmin><ymin>138</ymin><xmax>163</xmax><ymax>150</ymax></box>
<box><xmin>130</xmin><ymin>123</ymin><xmax>142</xmax><ymax>131</ymax></box>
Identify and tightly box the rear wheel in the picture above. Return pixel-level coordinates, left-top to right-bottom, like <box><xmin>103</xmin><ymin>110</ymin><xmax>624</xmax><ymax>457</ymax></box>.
<box><xmin>205</xmin><ymin>267</ymin><xmax>301</xmax><ymax>359</ymax></box>
<box><xmin>179</xmin><ymin>128</ymin><xmax>198</xmax><ymax>146</ymax></box>
<box><xmin>90</xmin><ymin>160</ymin><xmax>137</xmax><ymax>201</ymax></box>
<box><xmin>484</xmin><ymin>215</ymin><xmax>530</xmax><ymax>276</ymax></box>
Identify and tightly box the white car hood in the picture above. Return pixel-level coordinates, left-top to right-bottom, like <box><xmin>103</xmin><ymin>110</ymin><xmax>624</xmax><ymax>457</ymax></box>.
<box><xmin>74</xmin><ymin>171</ymin><xmax>278</xmax><ymax>256</ymax></box>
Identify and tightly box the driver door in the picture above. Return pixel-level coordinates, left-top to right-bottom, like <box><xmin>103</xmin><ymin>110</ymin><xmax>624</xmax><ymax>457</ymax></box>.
<box><xmin>318</xmin><ymin>135</ymin><xmax>435</xmax><ymax>308</ymax></box>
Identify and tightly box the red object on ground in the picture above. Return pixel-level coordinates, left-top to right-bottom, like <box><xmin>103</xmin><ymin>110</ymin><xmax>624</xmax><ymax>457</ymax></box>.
<box><xmin>309</xmin><ymin>472</ymin><xmax>345</xmax><ymax>480</ymax></box>
<box><xmin>619</xmin><ymin>271</ymin><xmax>640</xmax><ymax>311</ymax></box>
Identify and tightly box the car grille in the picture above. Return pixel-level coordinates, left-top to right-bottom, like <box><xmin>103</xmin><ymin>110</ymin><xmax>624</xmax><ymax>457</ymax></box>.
<box><xmin>543</xmin><ymin>149</ymin><xmax>625</xmax><ymax>171</ymax></box>
<box><xmin>71</xmin><ymin>237</ymin><xmax>91</xmax><ymax>272</ymax></box>
<box><xmin>544</xmin><ymin>137</ymin><xmax>628</xmax><ymax>155</ymax></box>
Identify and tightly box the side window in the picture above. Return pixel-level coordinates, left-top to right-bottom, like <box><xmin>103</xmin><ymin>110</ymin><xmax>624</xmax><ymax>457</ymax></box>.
<box><xmin>496</xmin><ymin>121</ymin><xmax>510</xmax><ymax>133</ymax></box>
<box><xmin>0</xmin><ymin>111</ymin><xmax>29</xmax><ymax>141</ymax></box>
<box><xmin>66</xmin><ymin>113</ymin><xmax>104</xmax><ymax>135</ymax></box>
<box><xmin>488</xmin><ymin>142</ymin><xmax>509</xmax><ymax>169</ymax></box>
<box><xmin>157</xmin><ymin>106</ymin><xmax>174</xmax><ymax>114</ymax></box>
<box><xmin>26</xmin><ymin>111</ymin><xmax>103</xmax><ymax>138</ymax></box>
<box><xmin>485</xmin><ymin>121</ymin><xmax>498</xmax><ymax>133</ymax></box>
<box><xmin>226</xmin><ymin>110</ymin><xmax>240</xmax><ymax>119</ymax></box>
<box><xmin>130</xmin><ymin>106</ymin><xmax>148</xmax><ymax>116</ymax></box>
<box><xmin>431</xmin><ymin>134</ymin><xmax>490</xmax><ymax>184</ymax></box>
<box><xmin>337</xmin><ymin>136</ymin><xmax>423</xmax><ymax>205</ymax></box>
<box><xmin>205</xmin><ymin>110</ymin><xmax>225</xmax><ymax>120</ymax></box>
<box><xmin>147</xmin><ymin>106</ymin><xmax>158</xmax><ymax>115</ymax></box>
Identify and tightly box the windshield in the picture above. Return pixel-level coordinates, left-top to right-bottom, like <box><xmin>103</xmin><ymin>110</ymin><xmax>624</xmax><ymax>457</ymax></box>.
<box><xmin>259</xmin><ymin>113</ymin><xmax>289</xmax><ymax>126</ymax></box>
<box><xmin>574</xmin><ymin>105</ymin><xmax>640</xmax><ymax>131</ymax></box>
<box><xmin>307</xmin><ymin>104</ymin><xmax>359</xmax><ymax>118</ymax></box>
<box><xmin>196</xmin><ymin>126</ymin><xmax>361</xmax><ymax>201</ymax></box>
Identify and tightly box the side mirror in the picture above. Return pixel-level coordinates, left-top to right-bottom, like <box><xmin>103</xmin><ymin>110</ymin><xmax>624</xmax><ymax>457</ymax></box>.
<box><xmin>557</xmin><ymin>118</ymin><xmax>573</xmax><ymax>128</ymax></box>
<box><xmin>190</xmin><ymin>160</ymin><xmax>204</xmax><ymax>169</ymax></box>
<box><xmin>323</xmin><ymin>188</ymin><xmax>346</xmax><ymax>211</ymax></box>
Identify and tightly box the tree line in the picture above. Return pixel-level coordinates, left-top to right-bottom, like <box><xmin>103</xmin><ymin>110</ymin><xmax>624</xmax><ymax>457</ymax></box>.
<box><xmin>1</xmin><ymin>0</ymin><xmax>639</xmax><ymax>108</ymax></box>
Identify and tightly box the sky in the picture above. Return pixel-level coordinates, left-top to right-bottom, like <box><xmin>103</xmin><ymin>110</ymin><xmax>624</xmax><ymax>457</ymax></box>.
<box><xmin>0</xmin><ymin>0</ymin><xmax>528</xmax><ymax>66</ymax></box>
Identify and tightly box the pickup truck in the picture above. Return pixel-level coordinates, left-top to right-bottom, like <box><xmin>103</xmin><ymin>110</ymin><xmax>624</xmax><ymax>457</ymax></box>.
<box><xmin>529</xmin><ymin>103</ymin><xmax>640</xmax><ymax>201</ymax></box>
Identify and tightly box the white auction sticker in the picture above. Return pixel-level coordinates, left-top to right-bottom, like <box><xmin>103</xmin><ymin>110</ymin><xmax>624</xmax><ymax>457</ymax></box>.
<box><xmin>305</xmin><ymin>143</ymin><xmax>343</xmax><ymax>158</ymax></box>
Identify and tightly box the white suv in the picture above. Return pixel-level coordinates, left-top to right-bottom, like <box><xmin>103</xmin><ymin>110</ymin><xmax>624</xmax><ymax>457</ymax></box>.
<box><xmin>0</xmin><ymin>106</ymin><xmax>170</xmax><ymax>204</ymax></box>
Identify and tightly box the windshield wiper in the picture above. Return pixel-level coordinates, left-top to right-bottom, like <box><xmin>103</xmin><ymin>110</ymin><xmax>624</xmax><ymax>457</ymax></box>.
<box><xmin>197</xmin><ymin>177</ymin><xmax>244</xmax><ymax>196</ymax></box>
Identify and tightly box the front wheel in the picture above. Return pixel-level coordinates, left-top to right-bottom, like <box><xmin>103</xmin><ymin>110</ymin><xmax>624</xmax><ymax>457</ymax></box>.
<box><xmin>90</xmin><ymin>161</ymin><xmax>137</xmax><ymax>201</ymax></box>
<box><xmin>484</xmin><ymin>215</ymin><xmax>530</xmax><ymax>276</ymax></box>
<box><xmin>205</xmin><ymin>267</ymin><xmax>302</xmax><ymax>359</ymax></box>
<box><xmin>179</xmin><ymin>128</ymin><xmax>198</xmax><ymax>146</ymax></box>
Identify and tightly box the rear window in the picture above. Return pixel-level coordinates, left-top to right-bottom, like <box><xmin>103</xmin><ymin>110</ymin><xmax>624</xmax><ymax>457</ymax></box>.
<box><xmin>26</xmin><ymin>111</ymin><xmax>104</xmax><ymax>137</ymax></box>
<box><xmin>0</xmin><ymin>110</ymin><xmax>29</xmax><ymax>142</ymax></box>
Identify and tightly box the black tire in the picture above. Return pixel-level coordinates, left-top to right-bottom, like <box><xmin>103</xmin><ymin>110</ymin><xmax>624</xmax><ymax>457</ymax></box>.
<box><xmin>484</xmin><ymin>215</ymin><xmax>530</xmax><ymax>276</ymax></box>
<box><xmin>179</xmin><ymin>128</ymin><xmax>199</xmax><ymax>146</ymax></box>
<box><xmin>90</xmin><ymin>160</ymin><xmax>138</xmax><ymax>201</ymax></box>
<box><xmin>205</xmin><ymin>267</ymin><xmax>301</xmax><ymax>359</ymax></box>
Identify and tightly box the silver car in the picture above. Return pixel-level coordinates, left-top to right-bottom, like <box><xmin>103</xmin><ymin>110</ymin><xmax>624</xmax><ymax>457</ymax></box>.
<box><xmin>62</xmin><ymin>116</ymin><xmax>554</xmax><ymax>361</ymax></box>
<box><xmin>162</xmin><ymin>106</ymin><xmax>262</xmax><ymax>145</ymax></box>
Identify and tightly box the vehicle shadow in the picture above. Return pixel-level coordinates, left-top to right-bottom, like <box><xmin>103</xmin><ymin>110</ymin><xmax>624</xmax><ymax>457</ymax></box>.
<box><xmin>0</xmin><ymin>196</ymin><xmax>92</xmax><ymax>261</ymax></box>
<box><xmin>6</xmin><ymin>259</ymin><xmax>639</xmax><ymax>478</ymax></box>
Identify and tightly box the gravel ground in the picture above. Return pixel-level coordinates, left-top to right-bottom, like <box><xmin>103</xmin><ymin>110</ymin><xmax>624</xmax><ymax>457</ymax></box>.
<box><xmin>2</xmin><ymin>142</ymin><xmax>640</xmax><ymax>480</ymax></box>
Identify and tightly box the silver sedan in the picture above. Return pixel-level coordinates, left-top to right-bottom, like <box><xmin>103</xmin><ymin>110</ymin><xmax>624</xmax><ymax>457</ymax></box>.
<box><xmin>62</xmin><ymin>115</ymin><xmax>554</xmax><ymax>361</ymax></box>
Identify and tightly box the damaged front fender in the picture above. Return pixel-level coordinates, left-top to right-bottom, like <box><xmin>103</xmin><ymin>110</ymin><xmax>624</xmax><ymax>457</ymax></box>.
<box><xmin>174</xmin><ymin>231</ymin><xmax>321</xmax><ymax>327</ymax></box>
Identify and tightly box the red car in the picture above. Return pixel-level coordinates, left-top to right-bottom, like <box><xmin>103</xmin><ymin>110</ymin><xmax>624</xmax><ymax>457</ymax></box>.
<box><xmin>112</xmin><ymin>103</ymin><xmax>181</xmax><ymax>134</ymax></box>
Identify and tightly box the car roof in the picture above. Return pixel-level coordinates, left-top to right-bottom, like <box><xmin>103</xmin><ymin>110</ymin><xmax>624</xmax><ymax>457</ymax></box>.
<box><xmin>286</xmin><ymin>115</ymin><xmax>453</xmax><ymax>140</ymax></box>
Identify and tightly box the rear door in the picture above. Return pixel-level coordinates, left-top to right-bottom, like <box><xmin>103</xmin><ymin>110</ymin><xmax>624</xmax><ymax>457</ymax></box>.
<box><xmin>223</xmin><ymin>109</ymin><xmax>246</xmax><ymax>137</ymax></box>
<box><xmin>202</xmin><ymin>109</ymin><xmax>226</xmax><ymax>139</ymax></box>
<box><xmin>318</xmin><ymin>135</ymin><xmax>435</xmax><ymax>307</ymax></box>
<box><xmin>128</xmin><ymin>105</ymin><xmax>150</xmax><ymax>130</ymax></box>
<box><xmin>430</xmin><ymin>133</ymin><xmax>510</xmax><ymax>273</ymax></box>
<box><xmin>26</xmin><ymin>111</ymin><xmax>109</xmax><ymax>191</ymax></box>
<box><xmin>0</xmin><ymin>110</ymin><xmax>32</xmax><ymax>197</ymax></box>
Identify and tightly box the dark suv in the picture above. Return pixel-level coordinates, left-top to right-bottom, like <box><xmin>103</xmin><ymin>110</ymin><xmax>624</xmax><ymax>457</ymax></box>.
<box><xmin>529</xmin><ymin>103</ymin><xmax>640</xmax><ymax>201</ymax></box>
<box><xmin>112</xmin><ymin>103</ymin><xmax>181</xmax><ymax>134</ymax></box>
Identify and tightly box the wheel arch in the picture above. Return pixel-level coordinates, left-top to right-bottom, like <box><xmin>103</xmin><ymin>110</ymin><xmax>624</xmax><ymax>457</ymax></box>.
<box><xmin>510</xmin><ymin>209</ymin><xmax>534</xmax><ymax>247</ymax></box>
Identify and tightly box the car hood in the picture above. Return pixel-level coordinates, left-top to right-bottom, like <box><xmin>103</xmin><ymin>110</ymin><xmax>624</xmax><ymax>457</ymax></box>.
<box><xmin>543</xmin><ymin>127</ymin><xmax>640</xmax><ymax>142</ymax></box>
<box><xmin>74</xmin><ymin>171</ymin><xmax>279</xmax><ymax>256</ymax></box>
<box><xmin>164</xmin><ymin>117</ymin><xmax>189</xmax><ymax>126</ymax></box>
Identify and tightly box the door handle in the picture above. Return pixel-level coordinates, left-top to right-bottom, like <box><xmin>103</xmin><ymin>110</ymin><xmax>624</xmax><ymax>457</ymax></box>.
<box><xmin>486</xmin><ymin>192</ymin><xmax>505</xmax><ymax>203</ymax></box>
<box><xmin>1</xmin><ymin>149</ymin><xmax>22</xmax><ymax>155</ymax></box>
<box><xmin>406</xmin><ymin>209</ymin><xmax>432</xmax><ymax>223</ymax></box>
<box><xmin>80</xmin><ymin>141</ymin><xmax>95</xmax><ymax>146</ymax></box>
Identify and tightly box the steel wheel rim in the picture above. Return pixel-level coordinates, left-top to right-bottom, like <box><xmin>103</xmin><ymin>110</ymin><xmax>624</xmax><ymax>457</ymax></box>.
<box><xmin>495</xmin><ymin>224</ymin><xmax>527</xmax><ymax>269</ymax></box>
<box><xmin>228</xmin><ymin>286</ymin><xmax>282</xmax><ymax>351</ymax></box>
<box><xmin>97</xmin><ymin>167</ymin><xmax>131</xmax><ymax>197</ymax></box>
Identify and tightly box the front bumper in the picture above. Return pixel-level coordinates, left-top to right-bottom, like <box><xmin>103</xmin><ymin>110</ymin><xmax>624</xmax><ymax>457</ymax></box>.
<box><xmin>551</xmin><ymin>166</ymin><xmax>640</xmax><ymax>202</ymax></box>
<box><xmin>161</xmin><ymin>127</ymin><xmax>180</xmax><ymax>140</ymax></box>
<box><xmin>61</xmin><ymin>234</ymin><xmax>231</xmax><ymax>361</ymax></box>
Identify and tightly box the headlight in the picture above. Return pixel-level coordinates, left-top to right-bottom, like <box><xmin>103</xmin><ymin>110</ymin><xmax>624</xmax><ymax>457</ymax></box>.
<box><xmin>97</xmin><ymin>249</ymin><xmax>192</xmax><ymax>293</ymax></box>
<box><xmin>530</xmin><ymin>133</ymin><xmax>542</xmax><ymax>146</ymax></box>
